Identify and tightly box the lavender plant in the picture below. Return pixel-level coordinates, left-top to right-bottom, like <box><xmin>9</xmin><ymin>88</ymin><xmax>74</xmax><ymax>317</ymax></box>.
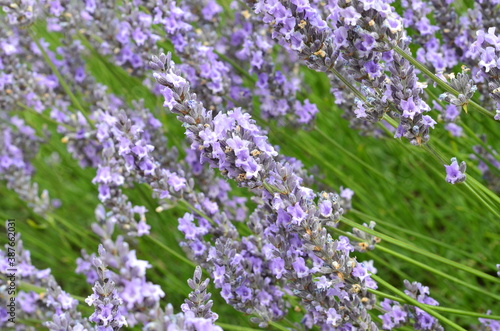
<box><xmin>1</xmin><ymin>1</ymin><xmax>500</xmax><ymax>331</ymax></box>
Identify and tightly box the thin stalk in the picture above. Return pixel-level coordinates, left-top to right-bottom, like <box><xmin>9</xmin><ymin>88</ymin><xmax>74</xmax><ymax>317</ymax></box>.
<box><xmin>0</xmin><ymin>277</ymin><xmax>88</xmax><ymax>303</ymax></box>
<box><xmin>468</xmin><ymin>176</ymin><xmax>500</xmax><ymax>206</ymax></box>
<box><xmin>17</xmin><ymin>102</ymin><xmax>74</xmax><ymax>130</ymax></box>
<box><xmin>330</xmin><ymin>66</ymin><xmax>366</xmax><ymax>101</ymax></box>
<box><xmin>365</xmin><ymin>251</ymin><xmax>411</xmax><ymax>280</ymax></box>
<box><xmin>340</xmin><ymin>217</ymin><xmax>500</xmax><ymax>284</ymax></box>
<box><xmin>269</xmin><ymin>321</ymin><xmax>292</xmax><ymax>331</ymax></box>
<box><xmin>463</xmin><ymin>182</ymin><xmax>500</xmax><ymax>219</ymax></box>
<box><xmin>179</xmin><ymin>199</ymin><xmax>216</xmax><ymax>225</ymax></box>
<box><xmin>382</xmin><ymin>114</ymin><xmax>398</xmax><ymax>128</ymax></box>
<box><xmin>216</xmin><ymin>323</ymin><xmax>263</xmax><ymax>331</ymax></box>
<box><xmin>375</xmin><ymin>245</ymin><xmax>500</xmax><ymax>301</ymax></box>
<box><xmin>144</xmin><ymin>235</ymin><xmax>196</xmax><ymax>268</ymax></box>
<box><xmin>315</xmin><ymin>128</ymin><xmax>389</xmax><ymax>181</ymax></box>
<box><xmin>331</xmin><ymin>225</ymin><xmax>500</xmax><ymax>300</ymax></box>
<box><xmin>369</xmin><ymin>289</ymin><xmax>500</xmax><ymax>320</ymax></box>
<box><xmin>51</xmin><ymin>213</ymin><xmax>95</xmax><ymax>238</ymax></box>
<box><xmin>351</xmin><ymin>210</ymin><xmax>490</xmax><ymax>266</ymax></box>
<box><xmin>371</xmin><ymin>274</ymin><xmax>467</xmax><ymax>331</ymax></box>
<box><xmin>460</xmin><ymin>121</ymin><xmax>500</xmax><ymax>165</ymax></box>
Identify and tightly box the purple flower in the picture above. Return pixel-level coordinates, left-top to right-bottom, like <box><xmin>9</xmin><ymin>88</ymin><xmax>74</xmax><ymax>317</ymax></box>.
<box><xmin>445</xmin><ymin>123</ymin><xmax>463</xmax><ymax>137</ymax></box>
<box><xmin>340</xmin><ymin>187</ymin><xmax>354</xmax><ymax>200</ymax></box>
<box><xmin>286</xmin><ymin>203</ymin><xmax>306</xmax><ymax>225</ymax></box>
<box><xmin>400</xmin><ymin>97</ymin><xmax>418</xmax><ymax>119</ymax></box>
<box><xmin>421</xmin><ymin>115</ymin><xmax>437</xmax><ymax>129</ymax></box>
<box><xmin>292</xmin><ymin>257</ymin><xmax>309</xmax><ymax>278</ymax></box>
<box><xmin>235</xmin><ymin>285</ymin><xmax>253</xmax><ymax>303</ymax></box>
<box><xmin>444</xmin><ymin>157</ymin><xmax>467</xmax><ymax>184</ymax></box>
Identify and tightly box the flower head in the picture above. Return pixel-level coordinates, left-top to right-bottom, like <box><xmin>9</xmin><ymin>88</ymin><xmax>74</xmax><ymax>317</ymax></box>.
<box><xmin>444</xmin><ymin>157</ymin><xmax>466</xmax><ymax>184</ymax></box>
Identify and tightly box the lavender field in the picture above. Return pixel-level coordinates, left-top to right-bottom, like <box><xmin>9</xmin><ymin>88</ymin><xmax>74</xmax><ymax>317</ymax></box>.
<box><xmin>1</xmin><ymin>0</ymin><xmax>500</xmax><ymax>330</ymax></box>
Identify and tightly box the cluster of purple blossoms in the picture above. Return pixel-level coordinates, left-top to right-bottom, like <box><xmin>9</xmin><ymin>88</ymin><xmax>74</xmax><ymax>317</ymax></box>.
<box><xmin>220</xmin><ymin>1</ymin><xmax>319</xmax><ymax>125</ymax></box>
<box><xmin>401</xmin><ymin>0</ymin><xmax>458</xmax><ymax>76</ymax></box>
<box><xmin>152</xmin><ymin>52</ymin><xmax>379</xmax><ymax>329</ymax></box>
<box><xmin>63</xmin><ymin>0</ymin><xmax>162</xmax><ymax>77</ymax></box>
<box><xmin>0</xmin><ymin>222</ymin><xmax>92</xmax><ymax>331</ymax></box>
<box><xmin>85</xmin><ymin>245</ymin><xmax>128</xmax><ymax>330</ymax></box>
<box><xmin>177</xmin><ymin>208</ymin><xmax>288</xmax><ymax>325</ymax></box>
<box><xmin>0</xmin><ymin>5</ymin><xmax>321</xmax><ymax>324</ymax></box>
<box><xmin>478</xmin><ymin>310</ymin><xmax>500</xmax><ymax>331</ymax></box>
<box><xmin>1</xmin><ymin>1</ymin><xmax>499</xmax><ymax>331</ymax></box>
<box><xmin>0</xmin><ymin>117</ymin><xmax>55</xmax><ymax>215</ymax></box>
<box><xmin>0</xmin><ymin>0</ymin><xmax>41</xmax><ymax>27</ymax></box>
<box><xmin>444</xmin><ymin>157</ymin><xmax>467</xmax><ymax>185</ymax></box>
<box><xmin>145</xmin><ymin>265</ymin><xmax>222</xmax><ymax>331</ymax></box>
<box><xmin>470</xmin><ymin>27</ymin><xmax>500</xmax><ymax>120</ymax></box>
<box><xmin>379</xmin><ymin>280</ymin><xmax>443</xmax><ymax>330</ymax></box>
<box><xmin>76</xmin><ymin>208</ymin><xmax>165</xmax><ymax>327</ymax></box>
<box><xmin>249</xmin><ymin>0</ymin><xmax>436</xmax><ymax>145</ymax></box>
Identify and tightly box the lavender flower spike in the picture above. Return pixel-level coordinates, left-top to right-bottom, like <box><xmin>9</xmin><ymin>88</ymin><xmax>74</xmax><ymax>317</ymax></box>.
<box><xmin>444</xmin><ymin>157</ymin><xmax>466</xmax><ymax>184</ymax></box>
<box><xmin>145</xmin><ymin>266</ymin><xmax>222</xmax><ymax>330</ymax></box>
<box><xmin>181</xmin><ymin>266</ymin><xmax>219</xmax><ymax>322</ymax></box>
<box><xmin>439</xmin><ymin>71</ymin><xmax>477</xmax><ymax>113</ymax></box>
<box><xmin>86</xmin><ymin>244</ymin><xmax>128</xmax><ymax>330</ymax></box>
<box><xmin>151</xmin><ymin>53</ymin><xmax>378</xmax><ymax>329</ymax></box>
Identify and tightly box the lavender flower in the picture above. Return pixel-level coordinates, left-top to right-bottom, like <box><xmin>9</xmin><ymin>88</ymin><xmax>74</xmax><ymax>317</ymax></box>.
<box><xmin>251</xmin><ymin>0</ymin><xmax>436</xmax><ymax>144</ymax></box>
<box><xmin>181</xmin><ymin>266</ymin><xmax>218</xmax><ymax>322</ymax></box>
<box><xmin>86</xmin><ymin>245</ymin><xmax>128</xmax><ymax>330</ymax></box>
<box><xmin>348</xmin><ymin>221</ymin><xmax>381</xmax><ymax>252</ymax></box>
<box><xmin>478</xmin><ymin>311</ymin><xmax>500</xmax><ymax>331</ymax></box>
<box><xmin>0</xmin><ymin>221</ymin><xmax>92</xmax><ymax>330</ymax></box>
<box><xmin>440</xmin><ymin>71</ymin><xmax>477</xmax><ymax>112</ymax></box>
<box><xmin>379</xmin><ymin>280</ymin><xmax>443</xmax><ymax>330</ymax></box>
<box><xmin>77</xmin><ymin>209</ymin><xmax>165</xmax><ymax>328</ymax></box>
<box><xmin>0</xmin><ymin>0</ymin><xmax>42</xmax><ymax>27</ymax></box>
<box><xmin>152</xmin><ymin>52</ymin><xmax>379</xmax><ymax>329</ymax></box>
<box><xmin>444</xmin><ymin>157</ymin><xmax>467</xmax><ymax>184</ymax></box>
<box><xmin>145</xmin><ymin>266</ymin><xmax>222</xmax><ymax>331</ymax></box>
<box><xmin>468</xmin><ymin>27</ymin><xmax>500</xmax><ymax>118</ymax></box>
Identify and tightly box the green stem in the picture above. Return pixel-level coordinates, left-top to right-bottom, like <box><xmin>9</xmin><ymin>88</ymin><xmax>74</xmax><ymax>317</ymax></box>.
<box><xmin>375</xmin><ymin>245</ymin><xmax>500</xmax><ymax>301</ymax></box>
<box><xmin>315</xmin><ymin>128</ymin><xmax>389</xmax><ymax>181</ymax></box>
<box><xmin>0</xmin><ymin>277</ymin><xmax>87</xmax><ymax>303</ymax></box>
<box><xmin>17</xmin><ymin>102</ymin><xmax>74</xmax><ymax>130</ymax></box>
<box><xmin>351</xmin><ymin>210</ymin><xmax>491</xmax><ymax>267</ymax></box>
<box><xmin>330</xmin><ymin>66</ymin><xmax>366</xmax><ymax>101</ymax></box>
<box><xmin>460</xmin><ymin>121</ymin><xmax>500</xmax><ymax>165</ymax></box>
<box><xmin>331</xmin><ymin>224</ymin><xmax>500</xmax><ymax>300</ymax></box>
<box><xmin>463</xmin><ymin>182</ymin><xmax>500</xmax><ymax>219</ymax></box>
<box><xmin>369</xmin><ymin>289</ymin><xmax>500</xmax><ymax>320</ymax></box>
<box><xmin>179</xmin><ymin>199</ymin><xmax>216</xmax><ymax>225</ymax></box>
<box><xmin>216</xmin><ymin>323</ymin><xmax>262</xmax><ymax>331</ymax></box>
<box><xmin>468</xmin><ymin>176</ymin><xmax>500</xmax><ymax>206</ymax></box>
<box><xmin>340</xmin><ymin>217</ymin><xmax>500</xmax><ymax>285</ymax></box>
<box><xmin>371</xmin><ymin>274</ymin><xmax>468</xmax><ymax>331</ymax></box>
<box><xmin>268</xmin><ymin>321</ymin><xmax>291</xmax><ymax>331</ymax></box>
<box><xmin>382</xmin><ymin>114</ymin><xmax>398</xmax><ymax>128</ymax></box>
<box><xmin>144</xmin><ymin>235</ymin><xmax>196</xmax><ymax>268</ymax></box>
